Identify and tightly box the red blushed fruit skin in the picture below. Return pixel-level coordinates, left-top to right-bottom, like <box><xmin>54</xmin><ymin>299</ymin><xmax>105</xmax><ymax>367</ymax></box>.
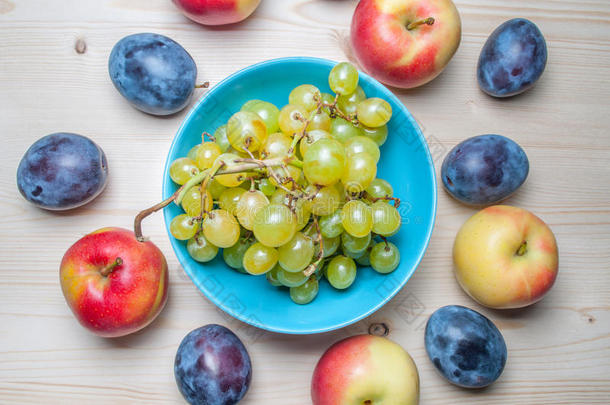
<box><xmin>311</xmin><ymin>335</ymin><xmax>374</xmax><ymax>404</ymax></box>
<box><xmin>172</xmin><ymin>0</ymin><xmax>261</xmax><ymax>26</ymax></box>
<box><xmin>60</xmin><ymin>227</ymin><xmax>168</xmax><ymax>338</ymax></box>
<box><xmin>351</xmin><ymin>0</ymin><xmax>461</xmax><ymax>89</ymax></box>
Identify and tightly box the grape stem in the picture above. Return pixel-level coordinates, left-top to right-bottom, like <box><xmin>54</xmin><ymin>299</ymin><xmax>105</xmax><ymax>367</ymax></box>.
<box><xmin>303</xmin><ymin>184</ymin><xmax>322</xmax><ymax>201</ymax></box>
<box><xmin>288</xmin><ymin>112</ymin><xmax>313</xmax><ymax>155</ymax></box>
<box><xmin>362</xmin><ymin>191</ymin><xmax>401</xmax><ymax>208</ymax></box>
<box><xmin>316</xmin><ymin>93</ymin><xmax>360</xmax><ymax>126</ymax></box>
<box><xmin>195</xmin><ymin>82</ymin><xmax>210</xmax><ymax>89</ymax></box>
<box><xmin>134</xmin><ymin>156</ymin><xmax>302</xmax><ymax>241</ymax></box>
<box><xmin>202</xmin><ymin>132</ymin><xmax>215</xmax><ymax>143</ymax></box>
<box><xmin>134</xmin><ymin>191</ymin><xmax>181</xmax><ymax>242</ymax></box>
<box><xmin>380</xmin><ymin>235</ymin><xmax>390</xmax><ymax>250</ymax></box>
<box><xmin>303</xmin><ymin>216</ymin><xmax>323</xmax><ymax>278</ymax></box>
<box><xmin>199</xmin><ymin>162</ymin><xmax>224</xmax><ymax>218</ymax></box>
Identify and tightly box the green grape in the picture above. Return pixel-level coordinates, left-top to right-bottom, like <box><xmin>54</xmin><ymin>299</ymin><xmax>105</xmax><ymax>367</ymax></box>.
<box><xmin>371</xmin><ymin>201</ymin><xmax>401</xmax><ymax>236</ymax></box>
<box><xmin>258</xmin><ymin>177</ymin><xmax>276</xmax><ymax>196</ymax></box>
<box><xmin>341</xmin><ymin>232</ymin><xmax>371</xmax><ymax>257</ymax></box>
<box><xmin>356</xmin><ymin>98</ymin><xmax>392</xmax><ymax>128</ymax></box>
<box><xmin>279</xmin><ymin>104</ymin><xmax>307</xmax><ymax>135</ymax></box>
<box><xmin>223</xmin><ymin>238</ymin><xmax>253</xmax><ymax>272</ymax></box>
<box><xmin>196</xmin><ymin>142</ymin><xmax>222</xmax><ymax>170</ymax></box>
<box><xmin>182</xmin><ymin>187</ymin><xmax>213</xmax><ymax>217</ymax></box>
<box><xmin>356</xmin><ymin>251</ymin><xmax>370</xmax><ymax>266</ymax></box>
<box><xmin>326</xmin><ymin>255</ymin><xmax>357</xmax><ymax>290</ymax></box>
<box><xmin>169</xmin><ymin>157</ymin><xmax>199</xmax><ymax>185</ymax></box>
<box><xmin>303</xmin><ymin>138</ymin><xmax>346</xmax><ymax>186</ymax></box>
<box><xmin>299</xmin><ymin>129</ymin><xmax>331</xmax><ymax>158</ymax></box>
<box><xmin>322</xmin><ymin>235</ymin><xmax>340</xmax><ymax>258</ymax></box>
<box><xmin>269</xmin><ymin>188</ymin><xmax>302</xmax><ymax>211</ymax></box>
<box><xmin>266</xmin><ymin>264</ymin><xmax>283</xmax><ymax>286</ymax></box>
<box><xmin>187</xmin><ymin>145</ymin><xmax>200</xmax><ymax>161</ymax></box>
<box><xmin>307</xmin><ymin>185</ymin><xmax>341</xmax><ymax>216</ymax></box>
<box><xmin>342</xmin><ymin>200</ymin><xmax>373</xmax><ymax>237</ymax></box>
<box><xmin>341</xmin><ymin>152</ymin><xmax>377</xmax><ymax>194</ymax></box>
<box><xmin>307</xmin><ymin>111</ymin><xmax>331</xmax><ymax>132</ymax></box>
<box><xmin>227</xmin><ymin>111</ymin><xmax>267</xmax><ymax>153</ymax></box>
<box><xmin>277</xmin><ymin>267</ymin><xmax>308</xmax><ymax>287</ymax></box>
<box><xmin>235</xmin><ymin>190</ymin><xmax>269</xmax><ymax>230</ymax></box>
<box><xmin>242</xmin><ymin>242</ymin><xmax>278</xmax><ymax>275</ymax></box>
<box><xmin>320</xmin><ymin>92</ymin><xmax>335</xmax><ymax>105</ymax></box>
<box><xmin>334</xmin><ymin>182</ymin><xmax>347</xmax><ymax>206</ymax></box>
<box><xmin>290</xmin><ymin>277</ymin><xmax>319</xmax><ymax>305</ymax></box>
<box><xmin>366</xmin><ymin>178</ymin><xmax>393</xmax><ymax>200</ymax></box>
<box><xmin>253</xmin><ymin>204</ymin><xmax>297</xmax><ymax>247</ymax></box>
<box><xmin>170</xmin><ymin>214</ymin><xmax>200</xmax><ymax>240</ymax></box>
<box><xmin>296</xmin><ymin>172</ymin><xmax>309</xmax><ymax>189</ymax></box>
<box><xmin>330</xmin><ymin>117</ymin><xmax>364</xmax><ymax>144</ymax></box>
<box><xmin>355</xmin><ymin>239</ymin><xmax>375</xmax><ymax>266</ymax></box>
<box><xmin>202</xmin><ymin>209</ymin><xmax>240</xmax><ymax>248</ymax></box>
<box><xmin>218</xmin><ymin>187</ymin><xmax>246</xmax><ymax>215</ymax></box>
<box><xmin>289</xmin><ymin>84</ymin><xmax>321</xmax><ymax>112</ymax></box>
<box><xmin>363</xmin><ymin>125</ymin><xmax>388</xmax><ymax>146</ymax></box>
<box><xmin>329</xmin><ymin>62</ymin><xmax>359</xmax><ymax>95</ymax></box>
<box><xmin>319</xmin><ymin>92</ymin><xmax>336</xmax><ymax>115</ymax></box>
<box><xmin>295</xmin><ymin>198</ymin><xmax>312</xmax><ymax>231</ymax></box>
<box><xmin>214</xmin><ymin>153</ymin><xmax>245</xmax><ymax>187</ymax></box>
<box><xmin>207</xmin><ymin>178</ymin><xmax>226</xmax><ymax>200</ymax></box>
<box><xmin>370</xmin><ymin>242</ymin><xmax>400</xmax><ymax>274</ymax></box>
<box><xmin>320</xmin><ymin>209</ymin><xmax>343</xmax><ymax>238</ymax></box>
<box><xmin>314</xmin><ymin>262</ymin><xmax>326</xmax><ymax>280</ymax></box>
<box><xmin>278</xmin><ymin>232</ymin><xmax>314</xmax><ymax>273</ymax></box>
<box><xmin>261</xmin><ymin>132</ymin><xmax>292</xmax><ymax>158</ymax></box>
<box><xmin>345</xmin><ymin>136</ymin><xmax>380</xmax><ymax>163</ymax></box>
<box><xmin>214</xmin><ymin>125</ymin><xmax>231</xmax><ymax>152</ymax></box>
<box><xmin>241</xmin><ymin>99</ymin><xmax>280</xmax><ymax>134</ymax></box>
<box><xmin>270</xmin><ymin>188</ymin><xmax>295</xmax><ymax>206</ymax></box>
<box><xmin>337</xmin><ymin>86</ymin><xmax>366</xmax><ymax>115</ymax></box>
<box><xmin>187</xmin><ymin>234</ymin><xmax>218</xmax><ymax>263</ymax></box>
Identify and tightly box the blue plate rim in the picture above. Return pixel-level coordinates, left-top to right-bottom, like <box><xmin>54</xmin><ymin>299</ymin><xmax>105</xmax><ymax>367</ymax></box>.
<box><xmin>162</xmin><ymin>56</ymin><xmax>437</xmax><ymax>335</ymax></box>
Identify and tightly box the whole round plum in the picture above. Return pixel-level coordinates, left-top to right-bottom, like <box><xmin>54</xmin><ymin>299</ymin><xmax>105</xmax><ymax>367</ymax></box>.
<box><xmin>441</xmin><ymin>134</ymin><xmax>529</xmax><ymax>206</ymax></box>
<box><xmin>109</xmin><ymin>33</ymin><xmax>197</xmax><ymax>115</ymax></box>
<box><xmin>174</xmin><ymin>324</ymin><xmax>251</xmax><ymax>405</ymax></box>
<box><xmin>478</xmin><ymin>18</ymin><xmax>547</xmax><ymax>97</ymax></box>
<box><xmin>17</xmin><ymin>133</ymin><xmax>108</xmax><ymax>210</ymax></box>
<box><xmin>425</xmin><ymin>305</ymin><xmax>507</xmax><ymax>388</ymax></box>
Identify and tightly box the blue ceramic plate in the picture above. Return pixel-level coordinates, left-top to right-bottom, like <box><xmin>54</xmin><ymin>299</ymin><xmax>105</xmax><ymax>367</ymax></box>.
<box><xmin>163</xmin><ymin>57</ymin><xmax>436</xmax><ymax>334</ymax></box>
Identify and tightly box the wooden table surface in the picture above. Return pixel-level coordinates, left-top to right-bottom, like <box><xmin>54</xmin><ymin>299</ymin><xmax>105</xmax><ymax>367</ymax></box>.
<box><xmin>1</xmin><ymin>0</ymin><xmax>609</xmax><ymax>403</ymax></box>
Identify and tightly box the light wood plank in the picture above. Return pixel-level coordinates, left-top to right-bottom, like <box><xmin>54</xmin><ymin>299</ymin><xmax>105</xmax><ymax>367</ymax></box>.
<box><xmin>1</xmin><ymin>0</ymin><xmax>609</xmax><ymax>403</ymax></box>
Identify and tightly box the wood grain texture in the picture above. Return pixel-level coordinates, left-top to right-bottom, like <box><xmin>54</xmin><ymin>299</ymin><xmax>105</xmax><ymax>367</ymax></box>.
<box><xmin>1</xmin><ymin>0</ymin><xmax>609</xmax><ymax>403</ymax></box>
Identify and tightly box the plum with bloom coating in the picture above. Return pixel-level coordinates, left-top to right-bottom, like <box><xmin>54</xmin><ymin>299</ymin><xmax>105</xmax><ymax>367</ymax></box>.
<box><xmin>174</xmin><ymin>324</ymin><xmax>251</xmax><ymax>405</ymax></box>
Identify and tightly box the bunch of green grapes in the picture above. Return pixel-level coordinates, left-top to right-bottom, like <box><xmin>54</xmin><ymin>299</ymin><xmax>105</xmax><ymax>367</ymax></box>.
<box><xmin>168</xmin><ymin>62</ymin><xmax>401</xmax><ymax>305</ymax></box>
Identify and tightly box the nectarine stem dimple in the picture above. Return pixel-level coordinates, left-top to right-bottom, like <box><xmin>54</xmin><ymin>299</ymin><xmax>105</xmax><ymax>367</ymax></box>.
<box><xmin>368</xmin><ymin>323</ymin><xmax>389</xmax><ymax>337</ymax></box>
<box><xmin>100</xmin><ymin>257</ymin><xmax>123</xmax><ymax>277</ymax></box>
<box><xmin>516</xmin><ymin>241</ymin><xmax>528</xmax><ymax>256</ymax></box>
<box><xmin>407</xmin><ymin>17</ymin><xmax>435</xmax><ymax>30</ymax></box>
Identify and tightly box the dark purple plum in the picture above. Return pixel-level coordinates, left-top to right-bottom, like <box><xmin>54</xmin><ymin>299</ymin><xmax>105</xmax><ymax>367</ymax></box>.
<box><xmin>109</xmin><ymin>33</ymin><xmax>197</xmax><ymax>115</ymax></box>
<box><xmin>478</xmin><ymin>18</ymin><xmax>547</xmax><ymax>97</ymax></box>
<box><xmin>174</xmin><ymin>324</ymin><xmax>251</xmax><ymax>405</ymax></box>
<box><xmin>441</xmin><ymin>134</ymin><xmax>529</xmax><ymax>206</ymax></box>
<box><xmin>17</xmin><ymin>133</ymin><xmax>108</xmax><ymax>210</ymax></box>
<box><xmin>425</xmin><ymin>306</ymin><xmax>507</xmax><ymax>388</ymax></box>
